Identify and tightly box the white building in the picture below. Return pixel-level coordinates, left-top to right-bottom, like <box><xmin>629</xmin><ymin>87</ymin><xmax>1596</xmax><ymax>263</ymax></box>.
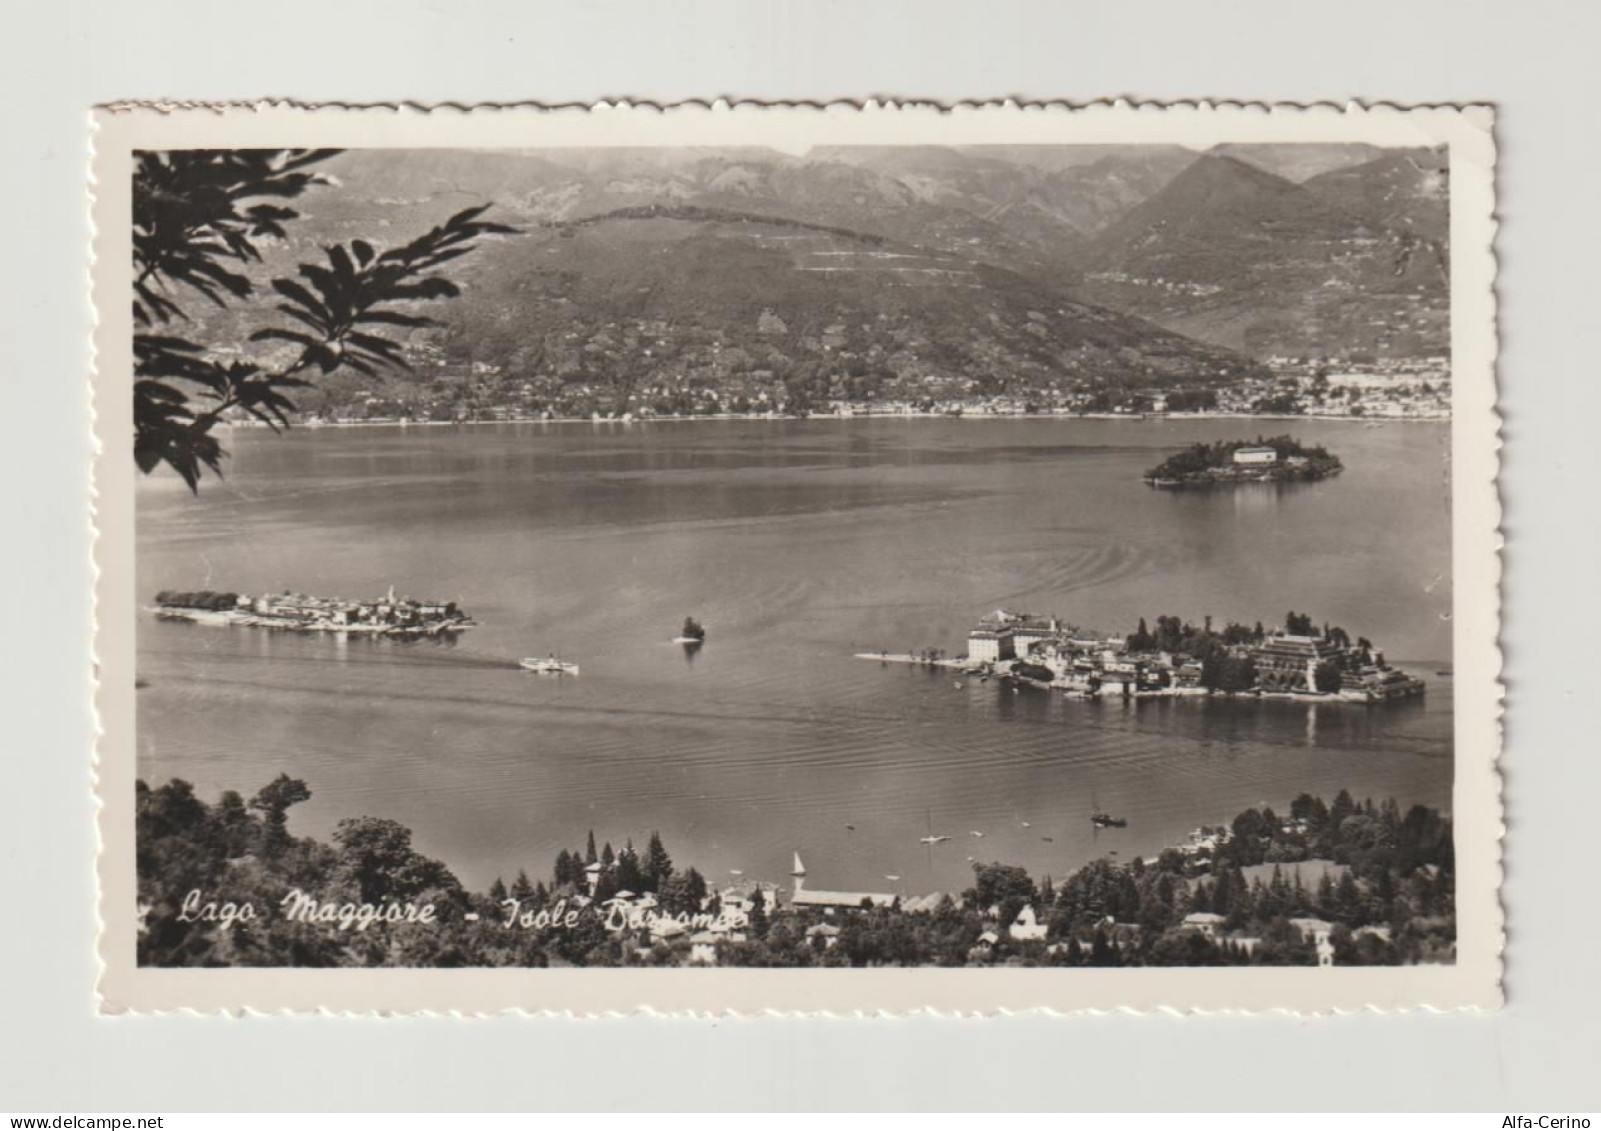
<box><xmin>1009</xmin><ymin>905</ymin><xmax>1049</xmax><ymax>942</ymax></box>
<box><xmin>967</xmin><ymin>627</ymin><xmax>1015</xmax><ymax>663</ymax></box>
<box><xmin>688</xmin><ymin>932</ymin><xmax>718</xmax><ymax>965</ymax></box>
<box><xmin>788</xmin><ymin>853</ymin><xmax>898</xmax><ymax>912</ymax></box>
<box><xmin>1232</xmin><ymin>447</ymin><xmax>1279</xmax><ymax>465</ymax></box>
<box><xmin>805</xmin><ymin>923</ymin><xmax>841</xmax><ymax>949</ymax></box>
<box><xmin>1289</xmin><ymin>917</ymin><xmax>1337</xmax><ymax>967</ymax></box>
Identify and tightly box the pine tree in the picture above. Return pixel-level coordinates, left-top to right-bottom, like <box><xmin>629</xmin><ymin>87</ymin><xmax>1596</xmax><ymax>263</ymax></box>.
<box><xmin>1269</xmin><ymin>864</ymin><xmax>1291</xmax><ymax>915</ymax></box>
<box><xmin>488</xmin><ymin>876</ymin><xmax>509</xmax><ymax>904</ymax></box>
<box><xmin>1336</xmin><ymin>871</ymin><xmax>1362</xmax><ymax>924</ymax></box>
<box><xmin>615</xmin><ymin>840</ymin><xmax>645</xmax><ymax>894</ymax></box>
<box><xmin>601</xmin><ymin>841</ymin><xmax>615</xmax><ymax>868</ymax></box>
<box><xmin>644</xmin><ymin>831</ymin><xmax>673</xmax><ymax>892</ymax></box>
<box><xmin>585</xmin><ymin>829</ymin><xmax>598</xmax><ymax>865</ymax></box>
<box><xmin>683</xmin><ymin>867</ymin><xmax>708</xmax><ymax>908</ymax></box>
<box><xmin>747</xmin><ymin>888</ymin><xmax>769</xmax><ymax>939</ymax></box>
<box><xmin>1090</xmin><ymin>926</ymin><xmax>1116</xmax><ymax>966</ymax></box>
<box><xmin>511</xmin><ymin>868</ymin><xmax>534</xmax><ymax>902</ymax></box>
<box><xmin>1331</xmin><ymin>789</ymin><xmax>1356</xmax><ymax>830</ymax></box>
<box><xmin>1316</xmin><ymin>873</ymin><xmax>1337</xmax><ymax>917</ymax></box>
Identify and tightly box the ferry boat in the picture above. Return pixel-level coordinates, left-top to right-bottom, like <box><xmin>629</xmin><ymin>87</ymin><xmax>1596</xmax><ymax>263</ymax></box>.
<box><xmin>521</xmin><ymin>655</ymin><xmax>580</xmax><ymax>676</ymax></box>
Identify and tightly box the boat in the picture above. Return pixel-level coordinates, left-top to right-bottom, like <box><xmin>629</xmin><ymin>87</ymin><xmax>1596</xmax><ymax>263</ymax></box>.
<box><xmin>521</xmin><ymin>655</ymin><xmax>579</xmax><ymax>676</ymax></box>
<box><xmin>1091</xmin><ymin>792</ymin><xmax>1127</xmax><ymax>828</ymax></box>
<box><xmin>672</xmin><ymin>616</ymin><xmax>708</xmax><ymax>645</ymax></box>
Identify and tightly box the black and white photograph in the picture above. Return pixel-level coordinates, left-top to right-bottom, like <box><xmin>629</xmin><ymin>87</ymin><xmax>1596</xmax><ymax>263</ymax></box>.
<box><xmin>91</xmin><ymin>104</ymin><xmax>1500</xmax><ymax>1013</ymax></box>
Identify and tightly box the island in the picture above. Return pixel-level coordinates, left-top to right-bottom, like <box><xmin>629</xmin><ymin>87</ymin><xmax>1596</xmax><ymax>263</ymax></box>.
<box><xmin>151</xmin><ymin>587</ymin><xmax>474</xmax><ymax>637</ymax></box>
<box><xmin>1144</xmin><ymin>436</ymin><xmax>1342</xmax><ymax>487</ymax></box>
<box><xmin>865</xmin><ymin>609</ymin><xmax>1426</xmax><ymax>705</ymax></box>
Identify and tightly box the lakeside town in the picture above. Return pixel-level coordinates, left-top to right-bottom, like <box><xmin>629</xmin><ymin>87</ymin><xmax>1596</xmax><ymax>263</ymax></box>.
<box><xmin>862</xmin><ymin>609</ymin><xmax>1428</xmax><ymax>704</ymax></box>
<box><xmin>213</xmin><ymin>349</ymin><xmax>1451</xmax><ymax>427</ymax></box>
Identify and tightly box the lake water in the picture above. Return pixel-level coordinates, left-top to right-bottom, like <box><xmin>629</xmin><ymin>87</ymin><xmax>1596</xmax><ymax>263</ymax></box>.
<box><xmin>135</xmin><ymin>417</ymin><xmax>1455</xmax><ymax>896</ymax></box>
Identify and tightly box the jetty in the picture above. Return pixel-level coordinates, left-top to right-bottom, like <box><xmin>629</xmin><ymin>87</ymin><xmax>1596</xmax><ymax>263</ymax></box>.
<box><xmin>855</xmin><ymin>651</ymin><xmax>979</xmax><ymax>672</ymax></box>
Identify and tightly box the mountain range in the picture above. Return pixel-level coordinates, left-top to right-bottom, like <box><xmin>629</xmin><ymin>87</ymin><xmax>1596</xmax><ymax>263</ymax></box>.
<box><xmin>1074</xmin><ymin>149</ymin><xmax>1449</xmax><ymax>356</ymax></box>
<box><xmin>216</xmin><ymin>143</ymin><xmax>1449</xmax><ymax>413</ymax></box>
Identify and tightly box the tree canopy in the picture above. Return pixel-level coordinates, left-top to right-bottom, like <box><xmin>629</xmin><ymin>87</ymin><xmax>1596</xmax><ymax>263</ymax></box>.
<box><xmin>131</xmin><ymin>149</ymin><xmax>515</xmax><ymax>490</ymax></box>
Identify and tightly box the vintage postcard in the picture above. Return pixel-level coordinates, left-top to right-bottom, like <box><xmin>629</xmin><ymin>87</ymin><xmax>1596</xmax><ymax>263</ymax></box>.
<box><xmin>92</xmin><ymin>101</ymin><xmax>1500</xmax><ymax>1014</ymax></box>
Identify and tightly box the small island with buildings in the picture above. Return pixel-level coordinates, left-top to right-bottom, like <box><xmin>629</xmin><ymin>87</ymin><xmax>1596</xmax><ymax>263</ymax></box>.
<box><xmin>864</xmin><ymin>608</ymin><xmax>1425</xmax><ymax>704</ymax></box>
<box><xmin>1144</xmin><ymin>436</ymin><xmax>1343</xmax><ymax>488</ymax></box>
<box><xmin>151</xmin><ymin>587</ymin><xmax>474</xmax><ymax>638</ymax></box>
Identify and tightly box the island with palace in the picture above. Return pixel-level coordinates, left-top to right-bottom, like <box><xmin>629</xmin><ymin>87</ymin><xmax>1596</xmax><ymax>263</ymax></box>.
<box><xmin>861</xmin><ymin>609</ymin><xmax>1426</xmax><ymax>704</ymax></box>
<box><xmin>1144</xmin><ymin>436</ymin><xmax>1343</xmax><ymax>487</ymax></box>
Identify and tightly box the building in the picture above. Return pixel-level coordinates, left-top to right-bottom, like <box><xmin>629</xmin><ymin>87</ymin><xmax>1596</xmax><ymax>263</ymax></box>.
<box><xmin>1288</xmin><ymin>917</ymin><xmax>1337</xmax><ymax>967</ymax></box>
<box><xmin>805</xmin><ymin>923</ymin><xmax>841</xmax><ymax>949</ymax></box>
<box><xmin>1339</xmin><ymin>665</ymin><xmax>1427</xmax><ymax>702</ymax></box>
<box><xmin>688</xmin><ymin>931</ymin><xmax>718</xmax><ymax>965</ymax></box>
<box><xmin>1183</xmin><ymin>911</ymin><xmax>1227</xmax><ymax>939</ymax></box>
<box><xmin>1009</xmin><ymin>905</ymin><xmax>1049</xmax><ymax>942</ymax></box>
<box><xmin>718</xmin><ymin>882</ymin><xmax>779</xmax><ymax>917</ymax></box>
<box><xmin>1232</xmin><ymin>446</ymin><xmax>1279</xmax><ymax>465</ymax></box>
<box><xmin>897</xmin><ymin>893</ymin><xmax>947</xmax><ymax>914</ymax></box>
<box><xmin>967</xmin><ymin>627</ymin><xmax>1015</xmax><ymax>664</ymax></box>
<box><xmin>787</xmin><ymin>852</ymin><xmax>899</xmax><ymax>913</ymax></box>
<box><xmin>968</xmin><ymin>609</ymin><xmax>1060</xmax><ymax>663</ymax></box>
<box><xmin>1010</xmin><ymin>617</ymin><xmax>1062</xmax><ymax>657</ymax></box>
<box><xmin>1252</xmin><ymin>633</ymin><xmax>1343</xmax><ymax>692</ymax></box>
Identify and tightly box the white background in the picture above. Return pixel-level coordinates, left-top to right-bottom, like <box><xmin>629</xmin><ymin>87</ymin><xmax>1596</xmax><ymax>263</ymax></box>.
<box><xmin>2</xmin><ymin>0</ymin><xmax>1596</xmax><ymax>1112</ymax></box>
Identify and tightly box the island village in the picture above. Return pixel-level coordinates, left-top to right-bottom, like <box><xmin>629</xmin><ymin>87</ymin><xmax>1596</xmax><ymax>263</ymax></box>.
<box><xmin>152</xmin><ymin>586</ymin><xmax>473</xmax><ymax>637</ymax></box>
<box><xmin>861</xmin><ymin>608</ymin><xmax>1427</xmax><ymax>704</ymax></box>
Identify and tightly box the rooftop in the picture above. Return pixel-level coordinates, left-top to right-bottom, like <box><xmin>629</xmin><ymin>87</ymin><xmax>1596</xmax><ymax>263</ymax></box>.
<box><xmin>789</xmin><ymin>889</ymin><xmax>898</xmax><ymax>909</ymax></box>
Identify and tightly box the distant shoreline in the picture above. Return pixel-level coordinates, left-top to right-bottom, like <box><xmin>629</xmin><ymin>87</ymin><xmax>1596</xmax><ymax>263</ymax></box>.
<box><xmin>228</xmin><ymin>410</ymin><xmax>1451</xmax><ymax>431</ymax></box>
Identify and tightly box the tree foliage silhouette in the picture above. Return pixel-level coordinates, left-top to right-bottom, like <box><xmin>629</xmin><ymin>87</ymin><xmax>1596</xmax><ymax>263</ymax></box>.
<box><xmin>131</xmin><ymin>149</ymin><xmax>516</xmax><ymax>490</ymax></box>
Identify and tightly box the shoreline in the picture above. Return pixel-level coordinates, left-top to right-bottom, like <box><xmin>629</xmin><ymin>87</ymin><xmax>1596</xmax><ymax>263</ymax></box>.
<box><xmin>225</xmin><ymin>410</ymin><xmax>1452</xmax><ymax>431</ymax></box>
<box><xmin>151</xmin><ymin>607</ymin><xmax>474</xmax><ymax>637</ymax></box>
<box><xmin>854</xmin><ymin>653</ymin><xmax>1432</xmax><ymax>706</ymax></box>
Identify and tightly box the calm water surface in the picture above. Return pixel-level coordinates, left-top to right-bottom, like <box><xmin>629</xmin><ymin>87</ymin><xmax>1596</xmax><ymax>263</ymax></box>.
<box><xmin>136</xmin><ymin>418</ymin><xmax>1455</xmax><ymax>894</ymax></box>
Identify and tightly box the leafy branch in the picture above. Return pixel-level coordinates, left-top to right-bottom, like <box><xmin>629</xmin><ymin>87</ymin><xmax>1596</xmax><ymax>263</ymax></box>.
<box><xmin>131</xmin><ymin>150</ymin><xmax>517</xmax><ymax>490</ymax></box>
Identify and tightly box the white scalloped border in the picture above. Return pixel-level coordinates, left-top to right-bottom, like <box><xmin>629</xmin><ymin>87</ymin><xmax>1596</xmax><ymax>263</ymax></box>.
<box><xmin>87</xmin><ymin>99</ymin><xmax>1501</xmax><ymax>1017</ymax></box>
